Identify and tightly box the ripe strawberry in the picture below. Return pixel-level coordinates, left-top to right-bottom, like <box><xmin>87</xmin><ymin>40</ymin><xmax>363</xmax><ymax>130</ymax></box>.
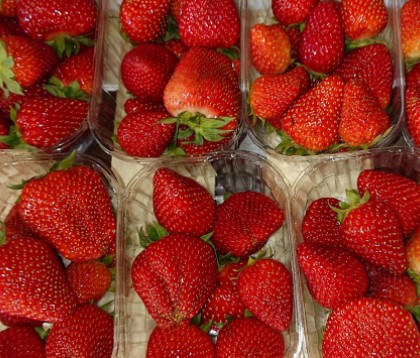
<box><xmin>406</xmin><ymin>226</ymin><xmax>420</xmax><ymax>275</ymax></box>
<box><xmin>146</xmin><ymin>324</ymin><xmax>216</xmax><ymax>358</ymax></box>
<box><xmin>3</xmin><ymin>202</ymin><xmax>37</xmax><ymax>240</ymax></box>
<box><xmin>0</xmin><ymin>237</ymin><xmax>78</xmax><ymax>322</ymax></box>
<box><xmin>66</xmin><ymin>261</ymin><xmax>112</xmax><ymax>304</ymax></box>
<box><xmin>131</xmin><ymin>234</ymin><xmax>218</xmax><ymax>328</ymax></box>
<box><xmin>339</xmin><ymin>0</ymin><xmax>388</xmax><ymax>40</ymax></box>
<box><xmin>285</xmin><ymin>26</ymin><xmax>301</xmax><ymax>60</ymax></box>
<box><xmin>153</xmin><ymin>168</ymin><xmax>215</xmax><ymax>236</ymax></box>
<box><xmin>335</xmin><ymin>44</ymin><xmax>392</xmax><ymax>109</ymax></box>
<box><xmin>238</xmin><ymin>259</ymin><xmax>293</xmax><ymax>331</ymax></box>
<box><xmin>19</xmin><ymin>162</ymin><xmax>117</xmax><ymax>263</ymax></box>
<box><xmin>297</xmin><ymin>242</ymin><xmax>369</xmax><ymax>309</ymax></box>
<box><xmin>0</xmin><ymin>326</ymin><xmax>45</xmax><ymax>358</ymax></box>
<box><xmin>0</xmin><ymin>0</ymin><xmax>18</xmax><ymax>17</ymax></box>
<box><xmin>120</xmin><ymin>0</ymin><xmax>171</xmax><ymax>43</ymax></box>
<box><xmin>0</xmin><ymin>36</ymin><xmax>58</xmax><ymax>95</ymax></box>
<box><xmin>45</xmin><ymin>304</ymin><xmax>114</xmax><ymax>358</ymax></box>
<box><xmin>211</xmin><ymin>191</ymin><xmax>284</xmax><ymax>257</ymax></box>
<box><xmin>339</xmin><ymin>79</ymin><xmax>390</xmax><ymax>147</ymax></box>
<box><xmin>322</xmin><ymin>297</ymin><xmax>420</xmax><ymax>357</ymax></box>
<box><xmin>250</xmin><ymin>66</ymin><xmax>309</xmax><ymax>129</ymax></box>
<box><xmin>217</xmin><ymin>259</ymin><xmax>248</xmax><ymax>287</ymax></box>
<box><xmin>178</xmin><ymin>0</ymin><xmax>240</xmax><ymax>49</ymax></box>
<box><xmin>401</xmin><ymin>0</ymin><xmax>420</xmax><ymax>61</ymax></box>
<box><xmin>250</xmin><ymin>23</ymin><xmax>291</xmax><ymax>75</ymax></box>
<box><xmin>281</xmin><ymin>75</ymin><xmax>344</xmax><ymax>152</ymax></box>
<box><xmin>357</xmin><ymin>169</ymin><xmax>420</xmax><ymax>237</ymax></box>
<box><xmin>298</xmin><ymin>1</ymin><xmax>345</xmax><ymax>74</ymax></box>
<box><xmin>165</xmin><ymin>39</ymin><xmax>189</xmax><ymax>59</ymax></box>
<box><xmin>272</xmin><ymin>0</ymin><xmax>318</xmax><ymax>26</ymax></box>
<box><xmin>216</xmin><ymin>317</ymin><xmax>285</xmax><ymax>357</ymax></box>
<box><xmin>406</xmin><ymin>64</ymin><xmax>420</xmax><ymax>147</ymax></box>
<box><xmin>121</xmin><ymin>43</ymin><xmax>178</xmax><ymax>104</ymax></box>
<box><xmin>123</xmin><ymin>99</ymin><xmax>166</xmax><ymax>115</ymax></box>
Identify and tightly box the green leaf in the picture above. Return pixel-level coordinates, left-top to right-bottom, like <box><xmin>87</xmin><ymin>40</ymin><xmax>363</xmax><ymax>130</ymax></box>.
<box><xmin>138</xmin><ymin>222</ymin><xmax>169</xmax><ymax>248</ymax></box>
<box><xmin>0</xmin><ymin>221</ymin><xmax>6</xmax><ymax>245</ymax></box>
<box><xmin>163</xmin><ymin>15</ymin><xmax>180</xmax><ymax>42</ymax></box>
<box><xmin>407</xmin><ymin>305</ymin><xmax>420</xmax><ymax>321</ymax></box>
<box><xmin>244</xmin><ymin>309</ymin><xmax>254</xmax><ymax>318</ymax></box>
<box><xmin>35</xmin><ymin>326</ymin><xmax>50</xmax><ymax>340</ymax></box>
<box><xmin>101</xmin><ymin>255</ymin><xmax>115</xmax><ymax>266</ymax></box>
<box><xmin>50</xmin><ymin>150</ymin><xmax>76</xmax><ymax>172</ymax></box>
<box><xmin>407</xmin><ymin>269</ymin><xmax>420</xmax><ymax>296</ymax></box>
<box><xmin>200</xmin><ymin>232</ymin><xmax>214</xmax><ymax>242</ymax></box>
<box><xmin>46</xmin><ymin>34</ymin><xmax>94</xmax><ymax>58</ymax></box>
<box><xmin>0</xmin><ymin>40</ymin><xmax>23</xmax><ymax>96</ymax></box>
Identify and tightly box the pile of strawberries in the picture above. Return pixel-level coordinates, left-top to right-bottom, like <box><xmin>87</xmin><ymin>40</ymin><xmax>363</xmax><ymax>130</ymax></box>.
<box><xmin>249</xmin><ymin>0</ymin><xmax>399</xmax><ymax>154</ymax></box>
<box><xmin>298</xmin><ymin>169</ymin><xmax>420</xmax><ymax>356</ymax></box>
<box><xmin>0</xmin><ymin>153</ymin><xmax>117</xmax><ymax>357</ymax></box>
<box><xmin>130</xmin><ymin>167</ymin><xmax>293</xmax><ymax>356</ymax></box>
<box><xmin>0</xmin><ymin>0</ymin><xmax>98</xmax><ymax>151</ymax></box>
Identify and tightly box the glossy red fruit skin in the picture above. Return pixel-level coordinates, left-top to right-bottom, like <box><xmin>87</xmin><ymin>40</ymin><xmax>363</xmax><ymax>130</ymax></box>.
<box><xmin>3</xmin><ymin>203</ymin><xmax>37</xmax><ymax>240</ymax></box>
<box><xmin>0</xmin><ymin>326</ymin><xmax>45</xmax><ymax>358</ymax></box>
<box><xmin>272</xmin><ymin>0</ymin><xmax>318</xmax><ymax>26</ymax></box>
<box><xmin>406</xmin><ymin>64</ymin><xmax>420</xmax><ymax>147</ymax></box>
<box><xmin>401</xmin><ymin>0</ymin><xmax>420</xmax><ymax>61</ymax></box>
<box><xmin>123</xmin><ymin>99</ymin><xmax>166</xmax><ymax>115</ymax></box>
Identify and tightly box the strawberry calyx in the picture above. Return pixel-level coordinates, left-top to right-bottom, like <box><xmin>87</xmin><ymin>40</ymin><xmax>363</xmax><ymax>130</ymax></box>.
<box><xmin>405</xmin><ymin>58</ymin><xmax>420</xmax><ymax>73</ymax></box>
<box><xmin>345</xmin><ymin>37</ymin><xmax>390</xmax><ymax>52</ymax></box>
<box><xmin>0</xmin><ymin>40</ymin><xmax>23</xmax><ymax>97</ymax></box>
<box><xmin>46</xmin><ymin>34</ymin><xmax>94</xmax><ymax>58</ymax></box>
<box><xmin>163</xmin><ymin>16</ymin><xmax>180</xmax><ymax>42</ymax></box>
<box><xmin>330</xmin><ymin>189</ymin><xmax>370</xmax><ymax>223</ymax></box>
<box><xmin>34</xmin><ymin>326</ymin><xmax>50</xmax><ymax>340</ymax></box>
<box><xmin>217</xmin><ymin>46</ymin><xmax>240</xmax><ymax>61</ymax></box>
<box><xmin>275</xmin><ymin>131</ymin><xmax>318</xmax><ymax>156</ymax></box>
<box><xmin>0</xmin><ymin>105</ymin><xmax>35</xmax><ymax>150</ymax></box>
<box><xmin>43</xmin><ymin>76</ymin><xmax>89</xmax><ymax>101</ymax></box>
<box><xmin>138</xmin><ymin>222</ymin><xmax>170</xmax><ymax>248</ymax></box>
<box><xmin>0</xmin><ymin>221</ymin><xmax>6</xmax><ymax>245</ymax></box>
<box><xmin>407</xmin><ymin>269</ymin><xmax>420</xmax><ymax>296</ymax></box>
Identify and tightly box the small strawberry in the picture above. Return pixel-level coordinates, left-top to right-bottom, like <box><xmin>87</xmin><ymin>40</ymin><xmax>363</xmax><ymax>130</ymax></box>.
<box><xmin>298</xmin><ymin>1</ymin><xmax>345</xmax><ymax>74</ymax></box>
<box><xmin>406</xmin><ymin>64</ymin><xmax>420</xmax><ymax>147</ymax></box>
<box><xmin>153</xmin><ymin>168</ymin><xmax>215</xmax><ymax>236</ymax></box>
<box><xmin>217</xmin><ymin>259</ymin><xmax>248</xmax><ymax>287</ymax></box>
<box><xmin>250</xmin><ymin>23</ymin><xmax>291</xmax><ymax>75</ymax></box>
<box><xmin>216</xmin><ymin>317</ymin><xmax>285</xmax><ymax>357</ymax></box>
<box><xmin>406</xmin><ymin>226</ymin><xmax>420</xmax><ymax>275</ymax></box>
<box><xmin>322</xmin><ymin>297</ymin><xmax>420</xmax><ymax>357</ymax></box>
<box><xmin>121</xmin><ymin>43</ymin><xmax>178</xmax><ymax>104</ymax></box>
<box><xmin>45</xmin><ymin>304</ymin><xmax>114</xmax><ymax>358</ymax></box>
<box><xmin>131</xmin><ymin>234</ymin><xmax>218</xmax><ymax>328</ymax></box>
<box><xmin>211</xmin><ymin>191</ymin><xmax>284</xmax><ymax>258</ymax></box>
<box><xmin>401</xmin><ymin>0</ymin><xmax>420</xmax><ymax>61</ymax></box>
<box><xmin>272</xmin><ymin>0</ymin><xmax>318</xmax><ymax>26</ymax></box>
<box><xmin>0</xmin><ymin>0</ymin><xmax>18</xmax><ymax>17</ymax></box>
<box><xmin>0</xmin><ymin>326</ymin><xmax>45</xmax><ymax>358</ymax></box>
<box><xmin>123</xmin><ymin>99</ymin><xmax>166</xmax><ymax>115</ymax></box>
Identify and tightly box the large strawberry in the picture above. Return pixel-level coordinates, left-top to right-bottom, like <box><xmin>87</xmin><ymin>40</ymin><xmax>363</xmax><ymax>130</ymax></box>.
<box><xmin>401</xmin><ymin>0</ymin><xmax>420</xmax><ymax>61</ymax></box>
<box><xmin>322</xmin><ymin>297</ymin><xmax>420</xmax><ymax>357</ymax></box>
<box><xmin>0</xmin><ymin>326</ymin><xmax>45</xmax><ymax>358</ymax></box>
<box><xmin>131</xmin><ymin>234</ymin><xmax>218</xmax><ymax>328</ymax></box>
<box><xmin>0</xmin><ymin>237</ymin><xmax>78</xmax><ymax>322</ymax></box>
<box><xmin>272</xmin><ymin>0</ymin><xmax>318</xmax><ymax>26</ymax></box>
<box><xmin>406</xmin><ymin>63</ymin><xmax>420</xmax><ymax>147</ymax></box>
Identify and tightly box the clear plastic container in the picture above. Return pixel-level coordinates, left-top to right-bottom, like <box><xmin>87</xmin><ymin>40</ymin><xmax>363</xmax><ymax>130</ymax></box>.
<box><xmin>113</xmin><ymin>150</ymin><xmax>305</xmax><ymax>358</ymax></box>
<box><xmin>289</xmin><ymin>147</ymin><xmax>420</xmax><ymax>358</ymax></box>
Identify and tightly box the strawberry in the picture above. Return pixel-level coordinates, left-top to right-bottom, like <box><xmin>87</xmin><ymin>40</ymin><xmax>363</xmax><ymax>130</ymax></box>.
<box><xmin>407</xmin><ymin>226</ymin><xmax>420</xmax><ymax>275</ymax></box>
<box><xmin>339</xmin><ymin>0</ymin><xmax>388</xmax><ymax>40</ymax></box>
<box><xmin>211</xmin><ymin>191</ymin><xmax>284</xmax><ymax>258</ymax></box>
<box><xmin>298</xmin><ymin>1</ymin><xmax>345</xmax><ymax>74</ymax></box>
<box><xmin>216</xmin><ymin>317</ymin><xmax>285</xmax><ymax>357</ymax></box>
<box><xmin>0</xmin><ymin>0</ymin><xmax>18</xmax><ymax>17</ymax></box>
<box><xmin>131</xmin><ymin>234</ymin><xmax>218</xmax><ymax>328</ymax></box>
<box><xmin>66</xmin><ymin>261</ymin><xmax>112</xmax><ymax>304</ymax></box>
<box><xmin>250</xmin><ymin>23</ymin><xmax>291</xmax><ymax>75</ymax></box>
<box><xmin>335</xmin><ymin>43</ymin><xmax>392</xmax><ymax>109</ymax></box>
<box><xmin>297</xmin><ymin>242</ymin><xmax>369</xmax><ymax>309</ymax></box>
<box><xmin>178</xmin><ymin>0</ymin><xmax>240</xmax><ymax>49</ymax></box>
<box><xmin>0</xmin><ymin>237</ymin><xmax>78</xmax><ymax>322</ymax></box>
<box><xmin>165</xmin><ymin>39</ymin><xmax>189</xmax><ymax>59</ymax></box>
<box><xmin>322</xmin><ymin>297</ymin><xmax>420</xmax><ymax>357</ymax></box>
<box><xmin>339</xmin><ymin>79</ymin><xmax>390</xmax><ymax>147</ymax></box>
<box><xmin>357</xmin><ymin>169</ymin><xmax>420</xmax><ymax>237</ymax></box>
<box><xmin>237</xmin><ymin>259</ymin><xmax>293</xmax><ymax>331</ymax></box>
<box><xmin>217</xmin><ymin>259</ymin><xmax>248</xmax><ymax>287</ymax></box>
<box><xmin>0</xmin><ymin>36</ymin><xmax>58</xmax><ymax>96</ymax></box>
<box><xmin>285</xmin><ymin>26</ymin><xmax>301</xmax><ymax>60</ymax></box>
<box><xmin>250</xmin><ymin>66</ymin><xmax>309</xmax><ymax>129</ymax></box>
<box><xmin>19</xmin><ymin>160</ymin><xmax>116</xmax><ymax>262</ymax></box>
<box><xmin>153</xmin><ymin>168</ymin><xmax>215</xmax><ymax>236</ymax></box>
<box><xmin>406</xmin><ymin>64</ymin><xmax>420</xmax><ymax>147</ymax></box>
<box><xmin>123</xmin><ymin>99</ymin><xmax>166</xmax><ymax>115</ymax></box>
<box><xmin>281</xmin><ymin>75</ymin><xmax>344</xmax><ymax>152</ymax></box>
<box><xmin>407</xmin><ymin>62</ymin><xmax>420</xmax><ymax>88</ymax></box>
<box><xmin>146</xmin><ymin>324</ymin><xmax>216</xmax><ymax>358</ymax></box>
<box><xmin>120</xmin><ymin>0</ymin><xmax>171</xmax><ymax>43</ymax></box>
<box><xmin>401</xmin><ymin>0</ymin><xmax>420</xmax><ymax>61</ymax></box>
<box><xmin>3</xmin><ymin>202</ymin><xmax>37</xmax><ymax>240</ymax></box>
<box><xmin>45</xmin><ymin>304</ymin><xmax>114</xmax><ymax>358</ymax></box>
<box><xmin>121</xmin><ymin>43</ymin><xmax>178</xmax><ymax>104</ymax></box>
<box><xmin>272</xmin><ymin>0</ymin><xmax>318</xmax><ymax>26</ymax></box>
<box><xmin>0</xmin><ymin>326</ymin><xmax>45</xmax><ymax>358</ymax></box>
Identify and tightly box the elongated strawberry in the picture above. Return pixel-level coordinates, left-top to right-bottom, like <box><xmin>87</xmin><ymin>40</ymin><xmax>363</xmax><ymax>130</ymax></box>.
<box><xmin>401</xmin><ymin>0</ymin><xmax>420</xmax><ymax>61</ymax></box>
<box><xmin>131</xmin><ymin>234</ymin><xmax>218</xmax><ymax>328</ymax></box>
<box><xmin>406</xmin><ymin>64</ymin><xmax>420</xmax><ymax>147</ymax></box>
<box><xmin>322</xmin><ymin>297</ymin><xmax>420</xmax><ymax>357</ymax></box>
<box><xmin>0</xmin><ymin>326</ymin><xmax>45</xmax><ymax>358</ymax></box>
<box><xmin>272</xmin><ymin>0</ymin><xmax>318</xmax><ymax>26</ymax></box>
<box><xmin>153</xmin><ymin>168</ymin><xmax>215</xmax><ymax>236</ymax></box>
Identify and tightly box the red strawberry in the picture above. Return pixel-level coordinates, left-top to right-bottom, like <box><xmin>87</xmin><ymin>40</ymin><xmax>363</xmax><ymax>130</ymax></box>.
<box><xmin>131</xmin><ymin>234</ymin><xmax>218</xmax><ymax>328</ymax></box>
<box><xmin>123</xmin><ymin>99</ymin><xmax>166</xmax><ymax>115</ymax></box>
<box><xmin>0</xmin><ymin>313</ymin><xmax>42</xmax><ymax>327</ymax></box>
<box><xmin>0</xmin><ymin>0</ymin><xmax>18</xmax><ymax>17</ymax></box>
<box><xmin>406</xmin><ymin>226</ymin><xmax>420</xmax><ymax>274</ymax></box>
<box><xmin>216</xmin><ymin>317</ymin><xmax>285</xmax><ymax>357</ymax></box>
<box><xmin>0</xmin><ymin>237</ymin><xmax>78</xmax><ymax>322</ymax></box>
<box><xmin>339</xmin><ymin>0</ymin><xmax>388</xmax><ymax>40</ymax></box>
<box><xmin>121</xmin><ymin>43</ymin><xmax>178</xmax><ymax>104</ymax></box>
<box><xmin>335</xmin><ymin>44</ymin><xmax>392</xmax><ymax>109</ymax></box>
<box><xmin>322</xmin><ymin>297</ymin><xmax>420</xmax><ymax>357</ymax></box>
<box><xmin>165</xmin><ymin>39</ymin><xmax>189</xmax><ymax>59</ymax></box>
<box><xmin>3</xmin><ymin>202</ymin><xmax>37</xmax><ymax>240</ymax></box>
<box><xmin>297</xmin><ymin>242</ymin><xmax>369</xmax><ymax>309</ymax></box>
<box><xmin>178</xmin><ymin>0</ymin><xmax>240</xmax><ymax>49</ymax></box>
<box><xmin>66</xmin><ymin>261</ymin><xmax>112</xmax><ymax>304</ymax></box>
<box><xmin>0</xmin><ymin>326</ymin><xmax>45</xmax><ymax>358</ymax></box>
<box><xmin>406</xmin><ymin>64</ymin><xmax>420</xmax><ymax>147</ymax></box>
<box><xmin>237</xmin><ymin>259</ymin><xmax>293</xmax><ymax>331</ymax></box>
<box><xmin>298</xmin><ymin>1</ymin><xmax>345</xmax><ymax>74</ymax></box>
<box><xmin>407</xmin><ymin>62</ymin><xmax>420</xmax><ymax>88</ymax></box>
<box><xmin>119</xmin><ymin>0</ymin><xmax>171</xmax><ymax>43</ymax></box>
<box><xmin>45</xmin><ymin>304</ymin><xmax>114</xmax><ymax>358</ymax></box>
<box><xmin>281</xmin><ymin>75</ymin><xmax>344</xmax><ymax>152</ymax></box>
<box><xmin>217</xmin><ymin>259</ymin><xmax>248</xmax><ymax>287</ymax></box>
<box><xmin>401</xmin><ymin>0</ymin><xmax>420</xmax><ymax>61</ymax></box>
<box><xmin>357</xmin><ymin>169</ymin><xmax>420</xmax><ymax>237</ymax></box>
<box><xmin>272</xmin><ymin>0</ymin><xmax>318</xmax><ymax>26</ymax></box>
<box><xmin>250</xmin><ymin>66</ymin><xmax>309</xmax><ymax>129</ymax></box>
<box><xmin>211</xmin><ymin>191</ymin><xmax>284</xmax><ymax>258</ymax></box>
<box><xmin>146</xmin><ymin>324</ymin><xmax>216</xmax><ymax>358</ymax></box>
<box><xmin>19</xmin><ymin>162</ymin><xmax>117</xmax><ymax>263</ymax></box>
<box><xmin>339</xmin><ymin>79</ymin><xmax>390</xmax><ymax>147</ymax></box>
<box><xmin>153</xmin><ymin>167</ymin><xmax>215</xmax><ymax>236</ymax></box>
<box><xmin>250</xmin><ymin>23</ymin><xmax>291</xmax><ymax>75</ymax></box>
<box><xmin>285</xmin><ymin>26</ymin><xmax>301</xmax><ymax>60</ymax></box>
